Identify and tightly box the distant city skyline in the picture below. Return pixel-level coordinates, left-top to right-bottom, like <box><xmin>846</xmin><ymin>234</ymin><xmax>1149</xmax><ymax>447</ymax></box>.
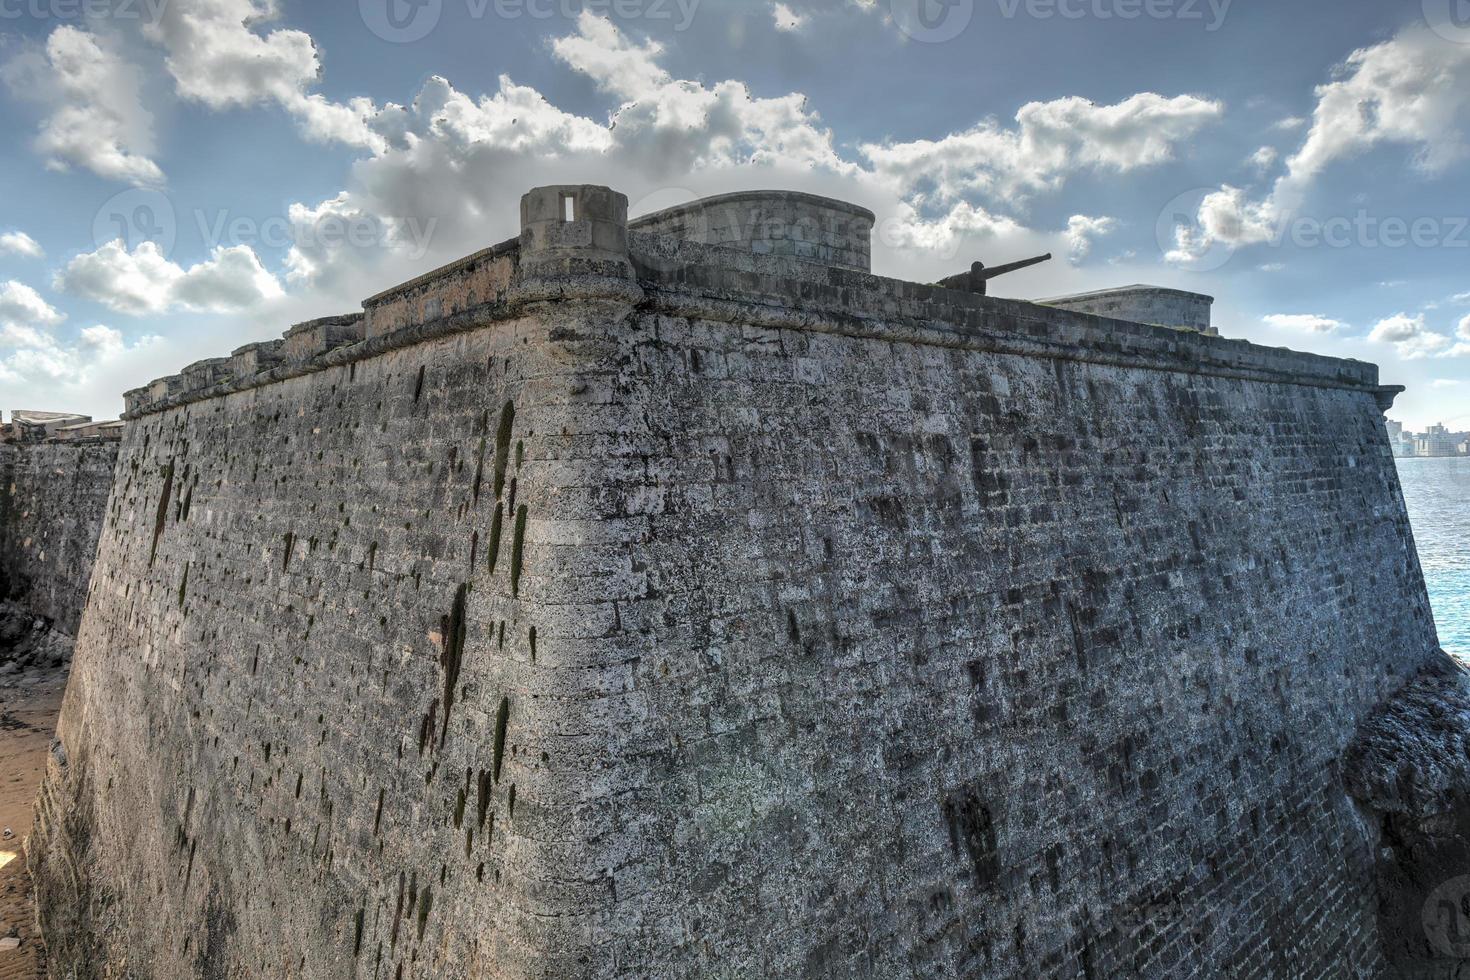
<box><xmin>1</xmin><ymin>0</ymin><xmax>1469</xmax><ymax>428</ymax></box>
<box><xmin>1387</xmin><ymin>418</ymin><xmax>1470</xmax><ymax>458</ymax></box>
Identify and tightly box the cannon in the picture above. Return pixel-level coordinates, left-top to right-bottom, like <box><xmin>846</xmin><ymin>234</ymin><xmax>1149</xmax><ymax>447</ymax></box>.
<box><xmin>935</xmin><ymin>253</ymin><xmax>1052</xmax><ymax>296</ymax></box>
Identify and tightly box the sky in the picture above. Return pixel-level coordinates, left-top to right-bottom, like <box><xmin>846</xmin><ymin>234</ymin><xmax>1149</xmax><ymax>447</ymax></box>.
<box><xmin>0</xmin><ymin>0</ymin><xmax>1468</xmax><ymax>429</ymax></box>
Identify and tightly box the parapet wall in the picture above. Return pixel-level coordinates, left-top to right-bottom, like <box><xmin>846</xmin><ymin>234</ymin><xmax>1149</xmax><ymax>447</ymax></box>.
<box><xmin>32</xmin><ymin>184</ymin><xmax>1446</xmax><ymax>979</ymax></box>
<box><xmin>0</xmin><ymin>435</ymin><xmax>120</xmax><ymax>637</ymax></box>
<box><xmin>1041</xmin><ymin>285</ymin><xmax>1216</xmax><ymax>334</ymax></box>
<box><xmin>630</xmin><ymin>189</ymin><xmax>875</xmax><ymax>273</ymax></box>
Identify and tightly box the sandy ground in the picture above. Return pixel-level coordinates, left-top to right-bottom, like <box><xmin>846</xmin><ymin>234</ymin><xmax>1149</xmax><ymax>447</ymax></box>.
<box><xmin>0</xmin><ymin>663</ymin><xmax>64</xmax><ymax>980</ymax></box>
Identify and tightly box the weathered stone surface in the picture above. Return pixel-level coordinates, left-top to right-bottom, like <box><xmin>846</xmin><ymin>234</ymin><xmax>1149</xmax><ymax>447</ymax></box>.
<box><xmin>1040</xmin><ymin>285</ymin><xmax>1216</xmax><ymax>334</ymax></box>
<box><xmin>1346</xmin><ymin>653</ymin><xmax>1470</xmax><ymax>977</ymax></box>
<box><xmin>0</xmin><ymin>437</ymin><xmax>120</xmax><ymax>639</ymax></box>
<box><xmin>27</xmin><ymin>185</ymin><xmax>1448</xmax><ymax>978</ymax></box>
<box><xmin>630</xmin><ymin>189</ymin><xmax>875</xmax><ymax>273</ymax></box>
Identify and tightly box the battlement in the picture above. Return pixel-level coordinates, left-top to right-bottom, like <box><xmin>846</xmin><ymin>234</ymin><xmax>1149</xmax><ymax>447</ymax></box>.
<box><xmin>121</xmin><ymin>184</ymin><xmax>1388</xmax><ymax>420</ymax></box>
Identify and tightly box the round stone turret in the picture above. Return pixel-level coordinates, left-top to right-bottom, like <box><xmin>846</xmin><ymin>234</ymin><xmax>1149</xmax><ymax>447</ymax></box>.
<box><xmin>630</xmin><ymin>190</ymin><xmax>875</xmax><ymax>273</ymax></box>
<box><xmin>518</xmin><ymin>185</ymin><xmax>632</xmax><ymax>279</ymax></box>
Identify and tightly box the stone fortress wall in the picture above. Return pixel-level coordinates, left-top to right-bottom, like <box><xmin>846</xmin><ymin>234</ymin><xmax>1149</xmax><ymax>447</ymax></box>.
<box><xmin>27</xmin><ymin>185</ymin><xmax>1458</xmax><ymax>978</ymax></box>
<box><xmin>1</xmin><ymin>421</ymin><xmax>123</xmax><ymax>639</ymax></box>
<box><xmin>1040</xmin><ymin>285</ymin><xmax>1217</xmax><ymax>334</ymax></box>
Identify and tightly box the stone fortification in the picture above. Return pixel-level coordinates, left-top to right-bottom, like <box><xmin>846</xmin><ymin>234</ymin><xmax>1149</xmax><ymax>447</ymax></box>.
<box><xmin>1</xmin><ymin>422</ymin><xmax>122</xmax><ymax>640</ymax></box>
<box><xmin>28</xmin><ymin>184</ymin><xmax>1455</xmax><ymax>979</ymax></box>
<box><xmin>1041</xmin><ymin>285</ymin><xmax>1216</xmax><ymax>334</ymax></box>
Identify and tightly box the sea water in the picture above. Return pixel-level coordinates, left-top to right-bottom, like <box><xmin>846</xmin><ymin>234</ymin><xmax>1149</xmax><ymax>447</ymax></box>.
<box><xmin>1398</xmin><ymin>456</ymin><xmax>1470</xmax><ymax>658</ymax></box>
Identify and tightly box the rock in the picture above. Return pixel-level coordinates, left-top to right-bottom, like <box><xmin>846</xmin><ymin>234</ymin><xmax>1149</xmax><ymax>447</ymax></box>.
<box><xmin>0</xmin><ymin>937</ymin><xmax>19</xmax><ymax>951</ymax></box>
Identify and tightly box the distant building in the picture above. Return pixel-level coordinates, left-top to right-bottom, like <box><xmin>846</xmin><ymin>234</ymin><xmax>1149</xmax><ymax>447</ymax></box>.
<box><xmin>4</xmin><ymin>409</ymin><xmax>90</xmax><ymax>442</ymax></box>
<box><xmin>3</xmin><ymin>411</ymin><xmax>124</xmax><ymax>443</ymax></box>
<box><xmin>1385</xmin><ymin>419</ymin><xmax>1417</xmax><ymax>457</ymax></box>
<box><xmin>1416</xmin><ymin>423</ymin><xmax>1460</xmax><ymax>458</ymax></box>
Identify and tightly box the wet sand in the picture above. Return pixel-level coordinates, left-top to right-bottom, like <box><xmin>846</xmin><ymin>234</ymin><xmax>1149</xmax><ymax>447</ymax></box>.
<box><xmin>0</xmin><ymin>665</ymin><xmax>64</xmax><ymax>980</ymax></box>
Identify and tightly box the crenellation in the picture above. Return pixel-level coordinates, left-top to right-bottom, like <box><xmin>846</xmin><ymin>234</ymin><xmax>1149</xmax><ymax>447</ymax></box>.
<box><xmin>230</xmin><ymin>339</ymin><xmax>285</xmax><ymax>376</ymax></box>
<box><xmin>180</xmin><ymin>357</ymin><xmax>234</xmax><ymax>394</ymax></box>
<box><xmin>282</xmin><ymin>313</ymin><xmax>367</xmax><ymax>362</ymax></box>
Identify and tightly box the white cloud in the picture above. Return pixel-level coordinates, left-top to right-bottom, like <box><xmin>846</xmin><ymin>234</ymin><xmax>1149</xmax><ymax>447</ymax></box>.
<box><xmin>3</xmin><ymin>26</ymin><xmax>162</xmax><ymax>186</ymax></box>
<box><xmin>0</xmin><ymin>280</ymin><xmax>66</xmax><ymax>333</ymax></box>
<box><xmin>1263</xmin><ymin>313</ymin><xmax>1344</xmax><ymax>333</ymax></box>
<box><xmin>0</xmin><ymin>282</ymin><xmax>135</xmax><ymax>393</ymax></box>
<box><xmin>246</xmin><ymin>15</ymin><xmax>1220</xmax><ymax>303</ymax></box>
<box><xmin>143</xmin><ymin>0</ymin><xmax>383</xmax><ymax>151</ymax></box>
<box><xmin>1065</xmin><ymin>215</ymin><xmax>1117</xmax><ymax>263</ymax></box>
<box><xmin>1248</xmin><ymin>146</ymin><xmax>1278</xmax><ymax>171</ymax></box>
<box><xmin>551</xmin><ymin>13</ymin><xmax>854</xmax><ymax>175</ymax></box>
<box><xmin>862</xmin><ymin>92</ymin><xmax>1223</xmax><ymax>203</ymax></box>
<box><xmin>0</xmin><ymin>232</ymin><xmax>44</xmax><ymax>259</ymax></box>
<box><xmin>878</xmin><ymin>200</ymin><xmax>1024</xmax><ymax>254</ymax></box>
<box><xmin>772</xmin><ymin>2</ymin><xmax>807</xmax><ymax>30</ymax></box>
<box><xmin>1175</xmin><ymin>26</ymin><xmax>1470</xmax><ymax>261</ymax></box>
<box><xmin>1460</xmin><ymin>313</ymin><xmax>1470</xmax><ymax>339</ymax></box>
<box><xmin>1272</xmin><ymin>116</ymin><xmax>1307</xmax><ymax>131</ymax></box>
<box><xmin>1432</xmin><ymin>378</ymin><xmax>1462</xmax><ymax>388</ymax></box>
<box><xmin>57</xmin><ymin>240</ymin><xmax>283</xmax><ymax>315</ymax></box>
<box><xmin>1288</xmin><ymin>28</ymin><xmax>1470</xmax><ymax>185</ymax></box>
<box><xmin>0</xmin><ymin>320</ymin><xmax>159</xmax><ymax>396</ymax></box>
<box><xmin>1369</xmin><ymin>313</ymin><xmax>1452</xmax><ymax>359</ymax></box>
<box><xmin>1166</xmin><ymin>185</ymin><xmax>1278</xmax><ymax>263</ymax></box>
<box><xmin>1371</xmin><ymin>313</ymin><xmax>1429</xmax><ymax>342</ymax></box>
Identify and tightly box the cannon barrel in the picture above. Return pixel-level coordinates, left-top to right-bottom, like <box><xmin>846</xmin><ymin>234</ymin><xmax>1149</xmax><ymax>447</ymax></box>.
<box><xmin>977</xmin><ymin>253</ymin><xmax>1052</xmax><ymax>279</ymax></box>
<box><xmin>935</xmin><ymin>253</ymin><xmax>1053</xmax><ymax>295</ymax></box>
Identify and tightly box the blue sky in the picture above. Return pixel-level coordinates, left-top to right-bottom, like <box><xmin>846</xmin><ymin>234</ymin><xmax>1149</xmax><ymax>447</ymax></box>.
<box><xmin>1</xmin><ymin>0</ymin><xmax>1468</xmax><ymax>429</ymax></box>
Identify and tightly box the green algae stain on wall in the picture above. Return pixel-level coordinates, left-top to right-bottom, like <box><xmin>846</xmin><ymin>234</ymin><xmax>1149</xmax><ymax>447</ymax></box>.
<box><xmin>510</xmin><ymin>505</ymin><xmax>527</xmax><ymax>597</ymax></box>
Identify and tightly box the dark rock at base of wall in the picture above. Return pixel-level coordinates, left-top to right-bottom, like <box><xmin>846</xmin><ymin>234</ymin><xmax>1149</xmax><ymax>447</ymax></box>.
<box><xmin>0</xmin><ymin>601</ymin><xmax>72</xmax><ymax>673</ymax></box>
<box><xmin>1346</xmin><ymin>652</ymin><xmax>1470</xmax><ymax>977</ymax></box>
